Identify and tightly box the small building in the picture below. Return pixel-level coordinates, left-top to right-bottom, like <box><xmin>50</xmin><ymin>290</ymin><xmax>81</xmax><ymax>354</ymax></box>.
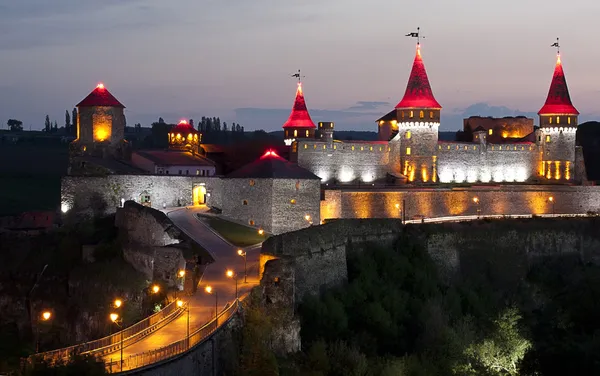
<box><xmin>222</xmin><ymin>150</ymin><xmax>321</xmax><ymax>235</ymax></box>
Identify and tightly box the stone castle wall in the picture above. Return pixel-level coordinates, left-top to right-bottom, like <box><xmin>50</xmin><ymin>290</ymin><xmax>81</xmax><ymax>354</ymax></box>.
<box><xmin>295</xmin><ymin>139</ymin><xmax>390</xmax><ymax>183</ymax></box>
<box><xmin>221</xmin><ymin>178</ymin><xmax>273</xmax><ymax>231</ymax></box>
<box><xmin>271</xmin><ymin>178</ymin><xmax>321</xmax><ymax>235</ymax></box>
<box><xmin>61</xmin><ymin>175</ymin><xmax>221</xmax><ymax>215</ymax></box>
<box><xmin>321</xmin><ymin>185</ymin><xmax>600</xmax><ymax>221</ymax></box>
<box><xmin>77</xmin><ymin>106</ymin><xmax>125</xmax><ymax>145</ymax></box>
<box><xmin>437</xmin><ymin>142</ymin><xmax>539</xmax><ymax>183</ymax></box>
<box><xmin>540</xmin><ymin>127</ymin><xmax>577</xmax><ymax>181</ymax></box>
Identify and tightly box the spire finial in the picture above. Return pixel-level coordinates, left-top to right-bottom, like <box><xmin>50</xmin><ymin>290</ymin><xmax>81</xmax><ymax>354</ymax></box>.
<box><xmin>405</xmin><ymin>27</ymin><xmax>424</xmax><ymax>46</ymax></box>
<box><xmin>551</xmin><ymin>37</ymin><xmax>560</xmax><ymax>54</ymax></box>
<box><xmin>291</xmin><ymin>69</ymin><xmax>304</xmax><ymax>84</ymax></box>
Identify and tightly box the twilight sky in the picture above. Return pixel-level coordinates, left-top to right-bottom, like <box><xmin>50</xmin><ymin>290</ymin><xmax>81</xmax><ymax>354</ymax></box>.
<box><xmin>1</xmin><ymin>0</ymin><xmax>599</xmax><ymax>132</ymax></box>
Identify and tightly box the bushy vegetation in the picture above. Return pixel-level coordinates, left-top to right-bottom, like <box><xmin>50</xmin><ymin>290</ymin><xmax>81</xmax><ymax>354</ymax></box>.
<box><xmin>237</xmin><ymin>234</ymin><xmax>600</xmax><ymax>375</ymax></box>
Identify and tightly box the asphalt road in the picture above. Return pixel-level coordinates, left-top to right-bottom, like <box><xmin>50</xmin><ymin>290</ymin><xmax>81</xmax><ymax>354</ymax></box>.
<box><xmin>103</xmin><ymin>206</ymin><xmax>261</xmax><ymax>362</ymax></box>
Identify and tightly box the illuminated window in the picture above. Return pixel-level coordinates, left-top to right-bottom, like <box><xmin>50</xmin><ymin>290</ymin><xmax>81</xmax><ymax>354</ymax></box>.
<box><xmin>360</xmin><ymin>146</ymin><xmax>364</xmax><ymax>151</ymax></box>
<box><xmin>304</xmin><ymin>144</ymin><xmax>308</xmax><ymax>149</ymax></box>
<box><xmin>401</xmin><ymin>111</ymin><xmax>405</xmax><ymax>119</ymax></box>
<box><xmin>549</xmin><ymin>117</ymin><xmax>552</xmax><ymax>124</ymax></box>
<box><xmin>313</xmin><ymin>144</ymin><xmax>317</xmax><ymax>149</ymax></box>
<box><xmin>249</xmin><ymin>220</ymin><xmax>255</xmax><ymax>225</ymax></box>
<box><xmin>568</xmin><ymin>117</ymin><xmax>571</xmax><ymax>125</ymax></box>
<box><xmin>488</xmin><ymin>129</ymin><xmax>493</xmax><ymax>135</ymax></box>
<box><xmin>294</xmin><ymin>130</ymin><xmax>298</xmax><ymax>137</ymax></box>
<box><xmin>323</xmin><ymin>145</ymin><xmax>326</xmax><ymax>149</ymax></box>
<box><xmin>429</xmin><ymin>111</ymin><xmax>433</xmax><ymax>119</ymax></box>
<box><xmin>352</xmin><ymin>146</ymin><xmax>355</xmax><ymax>151</ymax></box>
<box><xmin>464</xmin><ymin>146</ymin><xmax>467</xmax><ymax>150</ymax></box>
<box><xmin>319</xmin><ymin>122</ymin><xmax>322</xmax><ymax>128</ymax></box>
<box><xmin>438</xmin><ymin>145</ymin><xmax>441</xmax><ymax>150</ymax></box>
<box><xmin>406</xmin><ymin>131</ymin><xmax>411</xmax><ymax>139</ymax></box>
<box><xmin>333</xmin><ymin>145</ymin><xmax>337</xmax><ymax>150</ymax></box>
<box><xmin>290</xmin><ymin>199</ymin><xmax>296</xmax><ymax>204</ymax></box>
<box><xmin>369</xmin><ymin>146</ymin><xmax>373</xmax><ymax>151</ymax></box>
<box><xmin>306</xmin><ymin>130</ymin><xmax>309</xmax><ymax>137</ymax></box>
<box><xmin>473</xmin><ymin>146</ymin><xmax>477</xmax><ymax>150</ymax></box>
<box><xmin>419</xmin><ymin>111</ymin><xmax>424</xmax><ymax>119</ymax></box>
<box><xmin>243</xmin><ymin>200</ymin><xmax>248</xmax><ymax>205</ymax></box>
<box><xmin>406</xmin><ymin>147</ymin><xmax>411</xmax><ymax>155</ymax></box>
<box><xmin>447</xmin><ymin>145</ymin><xmax>450</xmax><ymax>150</ymax></box>
<box><xmin>296</xmin><ymin>181</ymin><xmax>300</xmax><ymax>190</ymax></box>
<box><xmin>546</xmin><ymin>135</ymin><xmax>551</xmax><ymax>143</ymax></box>
<box><xmin>556</xmin><ymin>116</ymin><xmax>560</xmax><ymax>124</ymax></box>
<box><xmin>249</xmin><ymin>180</ymin><xmax>255</xmax><ymax>186</ymax></box>
<box><xmin>409</xmin><ymin>110</ymin><xmax>414</xmax><ymax>118</ymax></box>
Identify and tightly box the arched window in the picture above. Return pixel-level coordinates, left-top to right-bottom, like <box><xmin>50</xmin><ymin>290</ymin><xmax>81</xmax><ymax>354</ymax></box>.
<box><xmin>409</xmin><ymin>110</ymin><xmax>414</xmax><ymax>118</ymax></box>
<box><xmin>556</xmin><ymin>116</ymin><xmax>560</xmax><ymax>124</ymax></box>
<box><xmin>419</xmin><ymin>111</ymin><xmax>424</xmax><ymax>119</ymax></box>
<box><xmin>429</xmin><ymin>111</ymin><xmax>433</xmax><ymax>119</ymax></box>
<box><xmin>406</xmin><ymin>131</ymin><xmax>411</xmax><ymax>139</ymax></box>
<box><xmin>401</xmin><ymin>111</ymin><xmax>405</xmax><ymax>119</ymax></box>
<box><xmin>243</xmin><ymin>200</ymin><xmax>248</xmax><ymax>205</ymax></box>
<box><xmin>305</xmin><ymin>130</ymin><xmax>309</xmax><ymax>137</ymax></box>
<box><xmin>568</xmin><ymin>117</ymin><xmax>571</xmax><ymax>125</ymax></box>
<box><xmin>294</xmin><ymin>129</ymin><xmax>298</xmax><ymax>137</ymax></box>
<box><xmin>249</xmin><ymin>180</ymin><xmax>255</xmax><ymax>186</ymax></box>
<box><xmin>549</xmin><ymin>117</ymin><xmax>553</xmax><ymax>124</ymax></box>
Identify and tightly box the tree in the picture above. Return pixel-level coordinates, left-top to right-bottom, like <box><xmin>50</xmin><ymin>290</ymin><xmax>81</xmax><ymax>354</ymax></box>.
<box><xmin>7</xmin><ymin>119</ymin><xmax>23</xmax><ymax>132</ymax></box>
<box><xmin>65</xmin><ymin>110</ymin><xmax>71</xmax><ymax>133</ymax></box>
<box><xmin>213</xmin><ymin>117</ymin><xmax>221</xmax><ymax>132</ymax></box>
<box><xmin>72</xmin><ymin>108</ymin><xmax>78</xmax><ymax>136</ymax></box>
<box><xmin>158</xmin><ymin>117</ymin><xmax>165</xmax><ymax>124</ymax></box>
<box><xmin>189</xmin><ymin>119</ymin><xmax>194</xmax><ymax>128</ymax></box>
<box><xmin>223</xmin><ymin>122</ymin><xmax>228</xmax><ymax>133</ymax></box>
<box><xmin>53</xmin><ymin>121</ymin><xmax>58</xmax><ymax>132</ymax></box>
<box><xmin>134</xmin><ymin>123</ymin><xmax>141</xmax><ymax>133</ymax></box>
<box><xmin>44</xmin><ymin>115</ymin><xmax>51</xmax><ymax>132</ymax></box>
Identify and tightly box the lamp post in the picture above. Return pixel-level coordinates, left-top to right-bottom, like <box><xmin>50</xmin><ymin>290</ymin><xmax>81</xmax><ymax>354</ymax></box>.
<box><xmin>205</xmin><ymin>286</ymin><xmax>218</xmax><ymax>330</ymax></box>
<box><xmin>177</xmin><ymin>300</ymin><xmax>190</xmax><ymax>349</ymax></box>
<box><xmin>110</xmin><ymin>313</ymin><xmax>123</xmax><ymax>372</ymax></box>
<box><xmin>226</xmin><ymin>270</ymin><xmax>238</xmax><ymax>300</ymax></box>
<box><xmin>36</xmin><ymin>310</ymin><xmax>52</xmax><ymax>353</ymax></box>
<box><xmin>304</xmin><ymin>214</ymin><xmax>313</xmax><ymax>226</ymax></box>
<box><xmin>473</xmin><ymin>197</ymin><xmax>480</xmax><ymax>219</ymax></box>
<box><xmin>548</xmin><ymin>196</ymin><xmax>555</xmax><ymax>215</ymax></box>
<box><xmin>237</xmin><ymin>249</ymin><xmax>247</xmax><ymax>283</ymax></box>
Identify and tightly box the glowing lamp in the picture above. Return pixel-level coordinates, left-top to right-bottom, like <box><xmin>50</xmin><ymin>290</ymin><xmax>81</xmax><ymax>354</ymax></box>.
<box><xmin>258</xmin><ymin>229</ymin><xmax>264</xmax><ymax>235</ymax></box>
<box><xmin>205</xmin><ymin>286</ymin><xmax>213</xmax><ymax>294</ymax></box>
<box><xmin>395</xmin><ymin>203</ymin><xmax>400</xmax><ymax>209</ymax></box>
<box><xmin>226</xmin><ymin>270</ymin><xmax>234</xmax><ymax>278</ymax></box>
<box><xmin>152</xmin><ymin>285</ymin><xmax>160</xmax><ymax>294</ymax></box>
<box><xmin>42</xmin><ymin>311</ymin><xmax>52</xmax><ymax>321</ymax></box>
<box><xmin>179</xmin><ymin>120</ymin><xmax>188</xmax><ymax>125</ymax></box>
<box><xmin>304</xmin><ymin>215</ymin><xmax>311</xmax><ymax>221</ymax></box>
<box><xmin>110</xmin><ymin>313</ymin><xmax>119</xmax><ymax>322</ymax></box>
<box><xmin>548</xmin><ymin>196</ymin><xmax>554</xmax><ymax>202</ymax></box>
<box><xmin>114</xmin><ymin>299</ymin><xmax>122</xmax><ymax>308</ymax></box>
<box><xmin>97</xmin><ymin>83</ymin><xmax>105</xmax><ymax>90</ymax></box>
<box><xmin>178</xmin><ymin>270</ymin><xmax>186</xmax><ymax>278</ymax></box>
<box><xmin>473</xmin><ymin>197</ymin><xmax>479</xmax><ymax>204</ymax></box>
<box><xmin>237</xmin><ymin>249</ymin><xmax>244</xmax><ymax>256</ymax></box>
<box><xmin>177</xmin><ymin>300</ymin><xmax>184</xmax><ymax>308</ymax></box>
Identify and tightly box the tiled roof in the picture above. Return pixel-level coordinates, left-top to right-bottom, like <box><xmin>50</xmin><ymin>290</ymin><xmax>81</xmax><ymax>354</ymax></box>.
<box><xmin>170</xmin><ymin>120</ymin><xmax>198</xmax><ymax>134</ymax></box>
<box><xmin>282</xmin><ymin>83</ymin><xmax>317</xmax><ymax>129</ymax></box>
<box><xmin>395</xmin><ymin>45</ymin><xmax>442</xmax><ymax>109</ymax></box>
<box><xmin>226</xmin><ymin>150</ymin><xmax>320</xmax><ymax>179</ymax></box>
<box><xmin>77</xmin><ymin>84</ymin><xmax>125</xmax><ymax>108</ymax></box>
<box><xmin>538</xmin><ymin>54</ymin><xmax>579</xmax><ymax>115</ymax></box>
<box><xmin>135</xmin><ymin>151</ymin><xmax>215</xmax><ymax>167</ymax></box>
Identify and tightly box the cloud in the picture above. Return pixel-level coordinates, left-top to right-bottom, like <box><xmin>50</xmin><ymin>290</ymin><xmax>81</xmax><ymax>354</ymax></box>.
<box><xmin>345</xmin><ymin>101</ymin><xmax>391</xmax><ymax>111</ymax></box>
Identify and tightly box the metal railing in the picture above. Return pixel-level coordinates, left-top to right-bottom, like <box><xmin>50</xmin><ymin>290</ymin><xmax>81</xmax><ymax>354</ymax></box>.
<box><xmin>32</xmin><ymin>301</ymin><xmax>184</xmax><ymax>362</ymax></box>
<box><xmin>104</xmin><ymin>299</ymin><xmax>240</xmax><ymax>373</ymax></box>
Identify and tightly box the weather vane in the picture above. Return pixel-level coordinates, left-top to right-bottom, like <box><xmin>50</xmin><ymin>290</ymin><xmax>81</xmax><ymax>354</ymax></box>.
<box><xmin>291</xmin><ymin>69</ymin><xmax>304</xmax><ymax>83</ymax></box>
<box><xmin>405</xmin><ymin>27</ymin><xmax>425</xmax><ymax>45</ymax></box>
<box><xmin>551</xmin><ymin>37</ymin><xmax>560</xmax><ymax>54</ymax></box>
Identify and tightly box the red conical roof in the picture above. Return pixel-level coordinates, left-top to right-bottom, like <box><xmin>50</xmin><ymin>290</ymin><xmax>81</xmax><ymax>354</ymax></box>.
<box><xmin>395</xmin><ymin>44</ymin><xmax>441</xmax><ymax>109</ymax></box>
<box><xmin>77</xmin><ymin>83</ymin><xmax>125</xmax><ymax>108</ymax></box>
<box><xmin>538</xmin><ymin>54</ymin><xmax>579</xmax><ymax>115</ymax></box>
<box><xmin>282</xmin><ymin>83</ymin><xmax>316</xmax><ymax>129</ymax></box>
<box><xmin>171</xmin><ymin>119</ymin><xmax>198</xmax><ymax>134</ymax></box>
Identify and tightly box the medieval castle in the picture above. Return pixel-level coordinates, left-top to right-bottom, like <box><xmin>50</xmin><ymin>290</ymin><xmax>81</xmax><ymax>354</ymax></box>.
<box><xmin>61</xmin><ymin>42</ymin><xmax>600</xmax><ymax>235</ymax></box>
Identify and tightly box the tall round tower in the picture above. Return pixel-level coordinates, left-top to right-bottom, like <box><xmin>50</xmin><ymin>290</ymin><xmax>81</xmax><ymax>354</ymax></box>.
<box><xmin>282</xmin><ymin>82</ymin><xmax>317</xmax><ymax>146</ymax></box>
<box><xmin>391</xmin><ymin>43</ymin><xmax>441</xmax><ymax>183</ymax></box>
<box><xmin>538</xmin><ymin>52</ymin><xmax>579</xmax><ymax>181</ymax></box>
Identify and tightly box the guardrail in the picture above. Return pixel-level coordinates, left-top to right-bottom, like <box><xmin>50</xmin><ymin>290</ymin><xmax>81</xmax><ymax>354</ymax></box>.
<box><xmin>403</xmin><ymin>213</ymin><xmax>590</xmax><ymax>224</ymax></box>
<box><xmin>104</xmin><ymin>299</ymin><xmax>240</xmax><ymax>373</ymax></box>
<box><xmin>32</xmin><ymin>301</ymin><xmax>184</xmax><ymax>362</ymax></box>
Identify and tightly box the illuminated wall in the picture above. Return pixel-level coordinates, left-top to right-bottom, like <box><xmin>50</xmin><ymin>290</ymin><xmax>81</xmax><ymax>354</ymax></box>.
<box><xmin>320</xmin><ymin>185</ymin><xmax>600</xmax><ymax>221</ymax></box>
<box><xmin>77</xmin><ymin>106</ymin><xmax>125</xmax><ymax>145</ymax></box>
<box><xmin>394</xmin><ymin>122</ymin><xmax>440</xmax><ymax>183</ymax></box>
<box><xmin>539</xmin><ymin>127</ymin><xmax>577</xmax><ymax>181</ymax></box>
<box><xmin>437</xmin><ymin>142</ymin><xmax>538</xmax><ymax>183</ymax></box>
<box><xmin>295</xmin><ymin>140</ymin><xmax>391</xmax><ymax>183</ymax></box>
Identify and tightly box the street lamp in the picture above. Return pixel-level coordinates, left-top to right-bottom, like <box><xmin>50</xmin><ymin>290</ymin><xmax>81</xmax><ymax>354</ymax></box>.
<box><xmin>548</xmin><ymin>196</ymin><xmax>555</xmax><ymax>215</ymax></box>
<box><xmin>205</xmin><ymin>286</ymin><xmax>218</xmax><ymax>330</ymax></box>
<box><xmin>473</xmin><ymin>196</ymin><xmax>480</xmax><ymax>218</ymax></box>
<box><xmin>114</xmin><ymin>299</ymin><xmax>123</xmax><ymax>309</ymax></box>
<box><xmin>226</xmin><ymin>269</ymin><xmax>238</xmax><ymax>300</ymax></box>
<box><xmin>178</xmin><ymin>270</ymin><xmax>186</xmax><ymax>278</ymax></box>
<box><xmin>151</xmin><ymin>285</ymin><xmax>160</xmax><ymax>294</ymax></box>
<box><xmin>110</xmin><ymin>312</ymin><xmax>124</xmax><ymax>372</ymax></box>
<box><xmin>258</xmin><ymin>228</ymin><xmax>264</xmax><ymax>236</ymax></box>
<box><xmin>176</xmin><ymin>300</ymin><xmax>190</xmax><ymax>349</ymax></box>
<box><xmin>237</xmin><ymin>249</ymin><xmax>247</xmax><ymax>283</ymax></box>
<box><xmin>304</xmin><ymin>215</ymin><xmax>313</xmax><ymax>225</ymax></box>
<box><xmin>36</xmin><ymin>310</ymin><xmax>52</xmax><ymax>352</ymax></box>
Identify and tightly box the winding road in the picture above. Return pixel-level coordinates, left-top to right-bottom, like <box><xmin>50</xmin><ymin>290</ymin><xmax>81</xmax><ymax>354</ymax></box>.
<box><xmin>103</xmin><ymin>206</ymin><xmax>261</xmax><ymax>363</ymax></box>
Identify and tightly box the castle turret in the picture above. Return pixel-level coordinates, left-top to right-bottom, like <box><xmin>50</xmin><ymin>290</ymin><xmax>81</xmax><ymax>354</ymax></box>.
<box><xmin>538</xmin><ymin>51</ymin><xmax>579</xmax><ymax>181</ymax></box>
<box><xmin>282</xmin><ymin>82</ymin><xmax>316</xmax><ymax>146</ymax></box>
<box><xmin>169</xmin><ymin>120</ymin><xmax>201</xmax><ymax>154</ymax></box>
<box><xmin>390</xmin><ymin>43</ymin><xmax>441</xmax><ymax>183</ymax></box>
<box><xmin>71</xmin><ymin>83</ymin><xmax>129</xmax><ymax>160</ymax></box>
<box><xmin>317</xmin><ymin>122</ymin><xmax>334</xmax><ymax>146</ymax></box>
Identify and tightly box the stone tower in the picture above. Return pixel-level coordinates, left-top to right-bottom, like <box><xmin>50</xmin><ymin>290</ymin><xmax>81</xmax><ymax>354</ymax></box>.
<box><xmin>317</xmin><ymin>122</ymin><xmax>334</xmax><ymax>146</ymax></box>
<box><xmin>538</xmin><ymin>53</ymin><xmax>579</xmax><ymax>181</ymax></box>
<box><xmin>70</xmin><ymin>83</ymin><xmax>129</xmax><ymax>160</ymax></box>
<box><xmin>169</xmin><ymin>120</ymin><xmax>201</xmax><ymax>154</ymax></box>
<box><xmin>389</xmin><ymin>43</ymin><xmax>441</xmax><ymax>183</ymax></box>
<box><xmin>282</xmin><ymin>82</ymin><xmax>317</xmax><ymax>146</ymax></box>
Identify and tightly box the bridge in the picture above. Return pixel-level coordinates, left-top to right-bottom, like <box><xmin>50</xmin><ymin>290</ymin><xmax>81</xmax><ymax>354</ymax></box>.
<box><xmin>31</xmin><ymin>209</ymin><xmax>586</xmax><ymax>373</ymax></box>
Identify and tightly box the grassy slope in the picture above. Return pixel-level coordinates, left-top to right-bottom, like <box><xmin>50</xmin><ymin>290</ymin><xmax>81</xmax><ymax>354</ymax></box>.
<box><xmin>199</xmin><ymin>215</ymin><xmax>267</xmax><ymax>247</ymax></box>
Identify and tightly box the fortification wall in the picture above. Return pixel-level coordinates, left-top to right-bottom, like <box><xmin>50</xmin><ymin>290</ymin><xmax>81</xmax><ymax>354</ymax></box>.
<box><xmin>295</xmin><ymin>140</ymin><xmax>390</xmax><ymax>183</ymax></box>
<box><xmin>437</xmin><ymin>142</ymin><xmax>538</xmax><ymax>183</ymax></box>
<box><xmin>271</xmin><ymin>178</ymin><xmax>321</xmax><ymax>235</ymax></box>
<box><xmin>320</xmin><ymin>185</ymin><xmax>600</xmax><ymax>221</ymax></box>
<box><xmin>221</xmin><ymin>178</ymin><xmax>273</xmax><ymax>231</ymax></box>
<box><xmin>61</xmin><ymin>175</ymin><xmax>221</xmax><ymax>215</ymax></box>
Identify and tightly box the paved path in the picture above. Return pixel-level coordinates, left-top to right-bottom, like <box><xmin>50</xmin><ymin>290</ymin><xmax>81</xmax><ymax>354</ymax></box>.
<box><xmin>104</xmin><ymin>206</ymin><xmax>261</xmax><ymax>362</ymax></box>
